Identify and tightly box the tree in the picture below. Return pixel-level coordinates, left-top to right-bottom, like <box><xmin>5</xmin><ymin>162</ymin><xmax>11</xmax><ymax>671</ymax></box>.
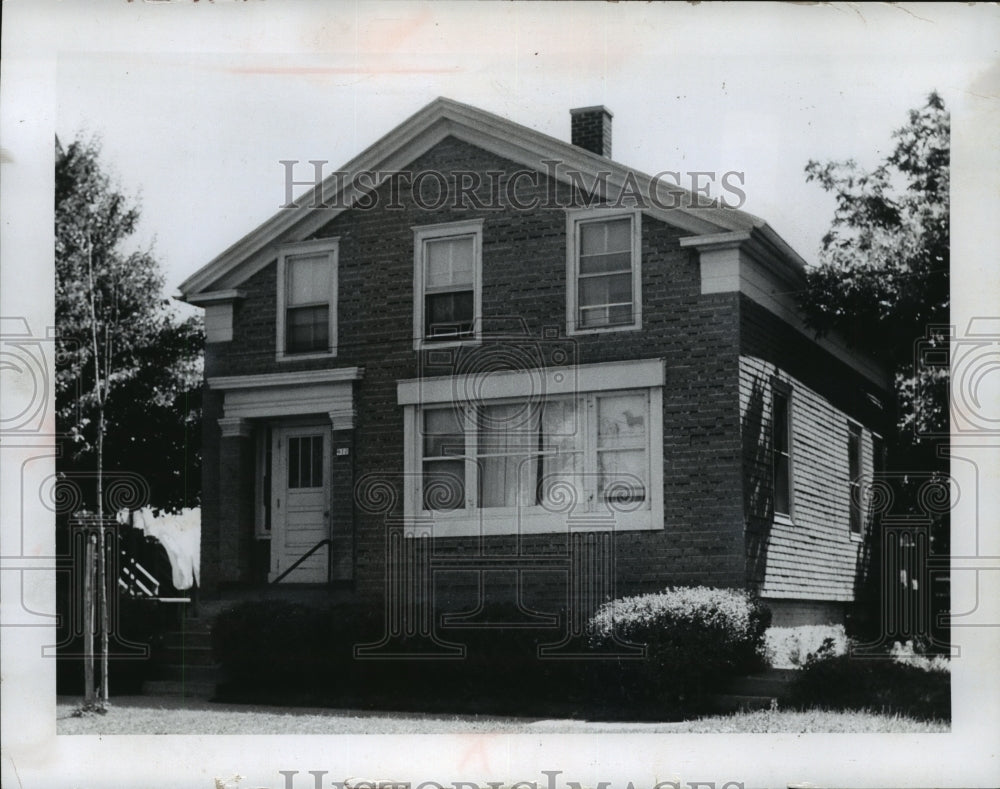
<box><xmin>55</xmin><ymin>136</ymin><xmax>203</xmax><ymax>706</ymax></box>
<box><xmin>799</xmin><ymin>92</ymin><xmax>949</xmax><ymax>461</ymax></box>
<box><xmin>798</xmin><ymin>93</ymin><xmax>950</xmax><ymax>648</ymax></box>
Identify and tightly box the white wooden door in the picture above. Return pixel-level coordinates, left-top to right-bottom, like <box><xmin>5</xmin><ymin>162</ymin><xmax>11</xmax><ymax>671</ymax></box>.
<box><xmin>270</xmin><ymin>425</ymin><xmax>330</xmax><ymax>583</ymax></box>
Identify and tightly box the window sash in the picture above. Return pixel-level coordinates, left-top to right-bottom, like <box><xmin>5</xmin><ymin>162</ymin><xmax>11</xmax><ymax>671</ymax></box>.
<box><xmin>418</xmin><ymin>391</ymin><xmax>650</xmax><ymax>514</ymax></box>
<box><xmin>772</xmin><ymin>391</ymin><xmax>792</xmax><ymax>517</ymax></box>
<box><xmin>416</xmin><ymin>227</ymin><xmax>480</xmax><ymax>344</ymax></box>
<box><xmin>571</xmin><ymin>215</ymin><xmax>638</xmax><ymax>331</ymax></box>
<box><xmin>848</xmin><ymin>424</ymin><xmax>863</xmax><ymax>535</ymax></box>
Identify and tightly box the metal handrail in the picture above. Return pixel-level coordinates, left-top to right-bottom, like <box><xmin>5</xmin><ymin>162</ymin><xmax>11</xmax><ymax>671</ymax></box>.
<box><xmin>270</xmin><ymin>538</ymin><xmax>332</xmax><ymax>585</ymax></box>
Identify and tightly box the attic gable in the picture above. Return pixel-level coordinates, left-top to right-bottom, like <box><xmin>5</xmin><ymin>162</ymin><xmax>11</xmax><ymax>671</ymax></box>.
<box><xmin>178</xmin><ymin>97</ymin><xmax>772</xmax><ymax>297</ymax></box>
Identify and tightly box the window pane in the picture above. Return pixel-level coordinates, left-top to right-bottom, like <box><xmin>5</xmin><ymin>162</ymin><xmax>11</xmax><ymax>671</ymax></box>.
<box><xmin>423</xmin><ymin>408</ymin><xmax>464</xmax><ymax>458</ymax></box>
<box><xmin>580</xmin><ymin>273</ymin><xmax>632</xmax><ymax>307</ymax></box>
<box><xmin>287</xmin><ymin>254</ymin><xmax>331</xmax><ymax>306</ymax></box>
<box><xmin>774</xmin><ymin>454</ymin><xmax>790</xmax><ymax>515</ymax></box>
<box><xmin>773</xmin><ymin>393</ymin><xmax>789</xmax><ymax>453</ymax></box>
<box><xmin>480</xmin><ymin>454</ymin><xmax>538</xmax><ymax>508</ymax></box>
<box><xmin>598</xmin><ymin>448</ymin><xmax>647</xmax><ymax>503</ymax></box>
<box><xmin>422</xmin><ymin>459</ymin><xmax>465</xmax><ymax>510</ymax></box>
<box><xmin>426</xmin><ymin>236</ymin><xmax>474</xmax><ymax>288</ymax></box>
<box><xmin>288</xmin><ymin>437</ymin><xmax>300</xmax><ymax>488</ymax></box>
<box><xmin>541</xmin><ymin>398</ymin><xmax>580</xmax><ymax>452</ymax></box>
<box><xmin>598</xmin><ymin>393</ymin><xmax>647</xmax><ymax>448</ymax></box>
<box><xmin>580</xmin><ymin>218</ymin><xmax>631</xmax><ymax>255</ymax></box>
<box><xmin>310</xmin><ymin>436</ymin><xmax>323</xmax><ymax>487</ymax></box>
<box><xmin>477</xmin><ymin>403</ymin><xmax>539</xmax><ymax>508</ymax></box>
<box><xmin>848</xmin><ymin>427</ymin><xmax>861</xmax><ymax>480</ymax></box>
<box><xmin>425</xmin><ymin>290</ymin><xmax>474</xmax><ymax>338</ymax></box>
<box><xmin>287</xmin><ymin>305</ymin><xmax>329</xmax><ymax>353</ymax></box>
<box><xmin>579</xmin><ymin>250</ymin><xmax>632</xmax><ymax>275</ymax></box>
<box><xmin>538</xmin><ymin>451</ymin><xmax>582</xmax><ymax>509</ymax></box>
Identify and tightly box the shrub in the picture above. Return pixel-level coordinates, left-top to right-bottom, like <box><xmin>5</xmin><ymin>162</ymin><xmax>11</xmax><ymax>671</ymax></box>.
<box><xmin>587</xmin><ymin>586</ymin><xmax>771</xmax><ymax>713</ymax></box>
<box><xmin>791</xmin><ymin>639</ymin><xmax>950</xmax><ymax>721</ymax></box>
<box><xmin>765</xmin><ymin>624</ymin><xmax>848</xmax><ymax>668</ymax></box>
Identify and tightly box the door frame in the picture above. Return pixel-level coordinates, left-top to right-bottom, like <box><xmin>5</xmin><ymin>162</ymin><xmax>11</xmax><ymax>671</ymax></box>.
<box><xmin>268</xmin><ymin>421</ymin><xmax>332</xmax><ymax>583</ymax></box>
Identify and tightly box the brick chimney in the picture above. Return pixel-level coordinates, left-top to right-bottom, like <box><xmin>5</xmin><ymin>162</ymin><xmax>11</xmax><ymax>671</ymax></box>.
<box><xmin>570</xmin><ymin>105</ymin><xmax>613</xmax><ymax>157</ymax></box>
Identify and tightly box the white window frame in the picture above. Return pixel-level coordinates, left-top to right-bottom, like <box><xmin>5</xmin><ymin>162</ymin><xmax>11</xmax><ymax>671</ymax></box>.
<box><xmin>771</xmin><ymin>384</ymin><xmax>794</xmax><ymax>523</ymax></box>
<box><xmin>566</xmin><ymin>208</ymin><xmax>642</xmax><ymax>335</ymax></box>
<box><xmin>412</xmin><ymin>219</ymin><xmax>484</xmax><ymax>350</ymax></box>
<box><xmin>399</xmin><ymin>358</ymin><xmax>664</xmax><ymax>537</ymax></box>
<box><xmin>276</xmin><ymin>238</ymin><xmax>339</xmax><ymax>362</ymax></box>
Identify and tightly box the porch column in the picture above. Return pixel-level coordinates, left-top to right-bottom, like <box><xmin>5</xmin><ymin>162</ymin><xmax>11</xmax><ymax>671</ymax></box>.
<box><xmin>217</xmin><ymin>416</ymin><xmax>255</xmax><ymax>585</ymax></box>
<box><xmin>328</xmin><ymin>407</ymin><xmax>356</xmax><ymax>582</ymax></box>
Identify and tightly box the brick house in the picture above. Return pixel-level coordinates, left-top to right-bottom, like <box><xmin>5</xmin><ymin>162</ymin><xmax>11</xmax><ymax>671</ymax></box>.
<box><xmin>179</xmin><ymin>97</ymin><xmax>889</xmax><ymax>629</ymax></box>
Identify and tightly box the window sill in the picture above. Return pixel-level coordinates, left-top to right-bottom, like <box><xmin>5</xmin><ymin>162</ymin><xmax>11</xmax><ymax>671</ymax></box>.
<box><xmin>276</xmin><ymin>350</ymin><xmax>338</xmax><ymax>362</ymax></box>
<box><xmin>773</xmin><ymin>513</ymin><xmax>795</xmax><ymax>527</ymax></box>
<box><xmin>566</xmin><ymin>322</ymin><xmax>642</xmax><ymax>337</ymax></box>
<box><xmin>413</xmin><ymin>337</ymin><xmax>482</xmax><ymax>351</ymax></box>
<box><xmin>403</xmin><ymin>508</ymin><xmax>661</xmax><ymax>537</ymax></box>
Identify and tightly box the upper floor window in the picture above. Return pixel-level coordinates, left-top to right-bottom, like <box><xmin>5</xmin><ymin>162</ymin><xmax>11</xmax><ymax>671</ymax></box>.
<box><xmin>276</xmin><ymin>239</ymin><xmax>338</xmax><ymax>360</ymax></box>
<box><xmin>848</xmin><ymin>422</ymin><xmax>864</xmax><ymax>537</ymax></box>
<box><xmin>413</xmin><ymin>219</ymin><xmax>483</xmax><ymax>349</ymax></box>
<box><xmin>566</xmin><ymin>209</ymin><xmax>642</xmax><ymax>334</ymax></box>
<box><xmin>772</xmin><ymin>388</ymin><xmax>792</xmax><ymax>519</ymax></box>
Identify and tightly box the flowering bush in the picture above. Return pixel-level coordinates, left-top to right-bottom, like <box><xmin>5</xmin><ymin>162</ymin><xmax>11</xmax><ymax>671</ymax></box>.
<box><xmin>588</xmin><ymin>586</ymin><xmax>771</xmax><ymax>711</ymax></box>
<box><xmin>889</xmin><ymin>640</ymin><xmax>951</xmax><ymax>673</ymax></box>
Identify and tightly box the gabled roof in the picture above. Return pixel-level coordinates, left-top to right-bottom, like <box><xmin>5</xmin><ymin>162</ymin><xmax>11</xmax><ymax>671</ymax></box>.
<box><xmin>178</xmin><ymin>96</ymin><xmax>807</xmax><ymax>297</ymax></box>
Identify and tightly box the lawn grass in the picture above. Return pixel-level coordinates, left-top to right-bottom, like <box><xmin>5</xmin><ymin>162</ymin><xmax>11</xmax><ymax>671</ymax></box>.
<box><xmin>56</xmin><ymin>696</ymin><xmax>949</xmax><ymax>735</ymax></box>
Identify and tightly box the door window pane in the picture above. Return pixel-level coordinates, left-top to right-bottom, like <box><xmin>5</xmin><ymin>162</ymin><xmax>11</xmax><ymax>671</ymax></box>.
<box><xmin>288</xmin><ymin>435</ymin><xmax>324</xmax><ymax>489</ymax></box>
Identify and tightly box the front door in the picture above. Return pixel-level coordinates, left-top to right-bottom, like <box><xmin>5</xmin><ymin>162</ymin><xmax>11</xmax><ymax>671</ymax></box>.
<box><xmin>270</xmin><ymin>425</ymin><xmax>330</xmax><ymax>583</ymax></box>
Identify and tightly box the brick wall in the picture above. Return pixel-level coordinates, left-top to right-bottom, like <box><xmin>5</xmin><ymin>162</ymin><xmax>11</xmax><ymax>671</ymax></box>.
<box><xmin>209</xmin><ymin>136</ymin><xmax>747</xmax><ymax>611</ymax></box>
<box><xmin>739</xmin><ymin>295</ymin><xmax>889</xmax><ymax>603</ymax></box>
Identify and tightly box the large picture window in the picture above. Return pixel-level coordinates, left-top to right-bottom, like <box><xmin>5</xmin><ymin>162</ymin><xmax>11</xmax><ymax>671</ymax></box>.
<box><xmin>567</xmin><ymin>210</ymin><xmax>641</xmax><ymax>334</ymax></box>
<box><xmin>413</xmin><ymin>219</ymin><xmax>483</xmax><ymax>348</ymax></box>
<box><xmin>399</xmin><ymin>358</ymin><xmax>664</xmax><ymax>537</ymax></box>
<box><xmin>276</xmin><ymin>239</ymin><xmax>338</xmax><ymax>360</ymax></box>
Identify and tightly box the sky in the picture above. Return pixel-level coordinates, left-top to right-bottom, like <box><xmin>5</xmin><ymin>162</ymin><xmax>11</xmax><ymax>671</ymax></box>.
<box><xmin>46</xmin><ymin>2</ymin><xmax>999</xmax><ymax>304</ymax></box>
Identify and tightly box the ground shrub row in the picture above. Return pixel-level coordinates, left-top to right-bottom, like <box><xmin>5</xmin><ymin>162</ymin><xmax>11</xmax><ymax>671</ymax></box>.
<box><xmin>789</xmin><ymin>639</ymin><xmax>950</xmax><ymax>721</ymax></box>
<box><xmin>212</xmin><ymin>586</ymin><xmax>770</xmax><ymax>720</ymax></box>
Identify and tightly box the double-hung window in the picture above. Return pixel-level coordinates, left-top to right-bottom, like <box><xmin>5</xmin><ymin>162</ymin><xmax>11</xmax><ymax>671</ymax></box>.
<box><xmin>772</xmin><ymin>388</ymin><xmax>792</xmax><ymax>519</ymax></box>
<box><xmin>276</xmin><ymin>239</ymin><xmax>338</xmax><ymax>360</ymax></box>
<box><xmin>848</xmin><ymin>422</ymin><xmax>864</xmax><ymax>537</ymax></box>
<box><xmin>567</xmin><ymin>209</ymin><xmax>642</xmax><ymax>334</ymax></box>
<box><xmin>413</xmin><ymin>219</ymin><xmax>483</xmax><ymax>348</ymax></box>
<box><xmin>400</xmin><ymin>359</ymin><xmax>664</xmax><ymax>537</ymax></box>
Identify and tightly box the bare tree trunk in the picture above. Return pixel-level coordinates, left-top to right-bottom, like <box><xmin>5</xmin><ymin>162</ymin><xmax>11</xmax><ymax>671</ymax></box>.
<box><xmin>86</xmin><ymin>237</ymin><xmax>109</xmax><ymax>709</ymax></box>
<box><xmin>97</xmin><ymin>408</ymin><xmax>109</xmax><ymax>703</ymax></box>
<box><xmin>82</xmin><ymin>530</ymin><xmax>95</xmax><ymax>706</ymax></box>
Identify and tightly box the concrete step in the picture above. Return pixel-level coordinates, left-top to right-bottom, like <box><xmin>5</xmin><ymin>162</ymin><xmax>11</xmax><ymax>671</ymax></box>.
<box><xmin>143</xmin><ymin>679</ymin><xmax>216</xmax><ymax>698</ymax></box>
